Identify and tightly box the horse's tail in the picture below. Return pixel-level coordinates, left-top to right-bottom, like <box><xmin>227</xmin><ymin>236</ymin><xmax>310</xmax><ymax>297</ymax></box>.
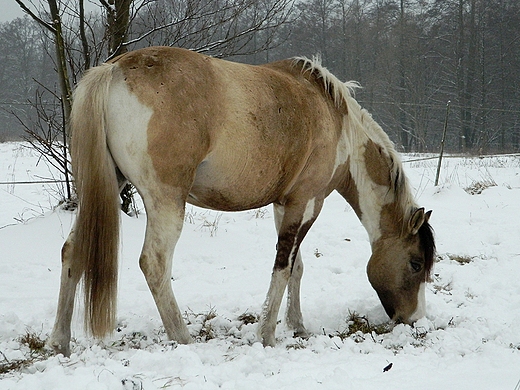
<box><xmin>70</xmin><ymin>63</ymin><xmax>120</xmax><ymax>338</ymax></box>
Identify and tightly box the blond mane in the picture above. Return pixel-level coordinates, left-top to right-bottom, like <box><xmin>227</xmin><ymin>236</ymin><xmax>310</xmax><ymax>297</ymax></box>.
<box><xmin>292</xmin><ymin>56</ymin><xmax>360</xmax><ymax>108</ymax></box>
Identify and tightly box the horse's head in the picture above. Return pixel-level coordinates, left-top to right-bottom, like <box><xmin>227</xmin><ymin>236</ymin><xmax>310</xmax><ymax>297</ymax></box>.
<box><xmin>367</xmin><ymin>208</ymin><xmax>435</xmax><ymax>324</ymax></box>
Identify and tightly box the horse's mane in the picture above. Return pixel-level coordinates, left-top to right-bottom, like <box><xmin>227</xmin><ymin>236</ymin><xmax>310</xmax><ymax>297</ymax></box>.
<box><xmin>294</xmin><ymin>56</ymin><xmax>435</xmax><ymax>279</ymax></box>
<box><xmin>419</xmin><ymin>220</ymin><xmax>435</xmax><ymax>281</ymax></box>
<box><xmin>292</xmin><ymin>56</ymin><xmax>359</xmax><ymax>108</ymax></box>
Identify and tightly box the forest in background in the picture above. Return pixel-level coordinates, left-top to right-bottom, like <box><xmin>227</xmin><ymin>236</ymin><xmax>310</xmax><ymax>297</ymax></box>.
<box><xmin>0</xmin><ymin>0</ymin><xmax>519</xmax><ymax>153</ymax></box>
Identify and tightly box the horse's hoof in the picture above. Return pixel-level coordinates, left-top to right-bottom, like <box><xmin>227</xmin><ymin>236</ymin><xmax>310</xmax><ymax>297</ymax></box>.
<box><xmin>293</xmin><ymin>328</ymin><xmax>310</xmax><ymax>340</ymax></box>
<box><xmin>260</xmin><ymin>331</ymin><xmax>276</xmax><ymax>347</ymax></box>
<box><xmin>262</xmin><ymin>338</ymin><xmax>276</xmax><ymax>348</ymax></box>
<box><xmin>46</xmin><ymin>339</ymin><xmax>70</xmax><ymax>357</ymax></box>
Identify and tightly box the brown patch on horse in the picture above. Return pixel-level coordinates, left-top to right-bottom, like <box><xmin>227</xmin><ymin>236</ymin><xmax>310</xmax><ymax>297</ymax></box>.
<box><xmin>274</xmin><ymin>222</ymin><xmax>302</xmax><ymax>270</ymax></box>
<box><xmin>334</xmin><ymin>158</ymin><xmax>362</xmax><ymax>219</ymax></box>
<box><xmin>114</xmin><ymin>47</ymin><xmax>215</xmax><ymax>189</ymax></box>
<box><xmin>379</xmin><ymin>201</ymin><xmax>404</xmax><ymax>236</ymax></box>
<box><xmin>363</xmin><ymin>139</ymin><xmax>393</xmax><ymax>187</ymax></box>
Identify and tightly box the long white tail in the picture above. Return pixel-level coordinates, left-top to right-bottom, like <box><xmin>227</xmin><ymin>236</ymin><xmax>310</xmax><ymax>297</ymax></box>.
<box><xmin>70</xmin><ymin>63</ymin><xmax>120</xmax><ymax>338</ymax></box>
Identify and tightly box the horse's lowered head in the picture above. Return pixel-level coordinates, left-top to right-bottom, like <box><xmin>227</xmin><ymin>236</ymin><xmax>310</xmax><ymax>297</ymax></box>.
<box><xmin>367</xmin><ymin>207</ymin><xmax>435</xmax><ymax>324</ymax></box>
<box><xmin>294</xmin><ymin>57</ymin><xmax>436</xmax><ymax>325</ymax></box>
<box><xmin>334</xmin><ymin>97</ymin><xmax>436</xmax><ymax>325</ymax></box>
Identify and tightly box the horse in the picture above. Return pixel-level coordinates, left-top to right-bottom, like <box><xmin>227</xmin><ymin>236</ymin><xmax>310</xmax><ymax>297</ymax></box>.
<box><xmin>48</xmin><ymin>46</ymin><xmax>435</xmax><ymax>356</ymax></box>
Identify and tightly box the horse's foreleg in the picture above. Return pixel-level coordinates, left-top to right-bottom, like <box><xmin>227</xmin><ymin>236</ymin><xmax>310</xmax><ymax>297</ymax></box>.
<box><xmin>48</xmin><ymin>229</ymin><xmax>81</xmax><ymax>357</ymax></box>
<box><xmin>286</xmin><ymin>251</ymin><xmax>309</xmax><ymax>338</ymax></box>
<box><xmin>139</xmin><ymin>205</ymin><xmax>192</xmax><ymax>344</ymax></box>
<box><xmin>258</xmin><ymin>262</ymin><xmax>291</xmax><ymax>347</ymax></box>
<box><xmin>259</xmin><ymin>201</ymin><xmax>317</xmax><ymax>347</ymax></box>
<box><xmin>272</xmin><ymin>204</ymin><xmax>309</xmax><ymax>338</ymax></box>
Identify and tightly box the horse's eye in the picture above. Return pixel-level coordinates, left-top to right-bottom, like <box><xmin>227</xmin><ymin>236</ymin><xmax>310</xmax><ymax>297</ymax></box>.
<box><xmin>410</xmin><ymin>259</ymin><xmax>423</xmax><ymax>273</ymax></box>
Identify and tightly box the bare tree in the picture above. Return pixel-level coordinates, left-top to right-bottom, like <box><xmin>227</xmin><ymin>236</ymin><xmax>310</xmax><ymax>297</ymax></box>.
<box><xmin>15</xmin><ymin>0</ymin><xmax>72</xmax><ymax>122</ymax></box>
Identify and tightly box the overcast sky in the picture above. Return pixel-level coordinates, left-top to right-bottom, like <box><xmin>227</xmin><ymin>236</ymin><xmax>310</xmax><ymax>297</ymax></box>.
<box><xmin>0</xmin><ymin>0</ymin><xmax>101</xmax><ymax>23</ymax></box>
<box><xmin>1</xmin><ymin>0</ymin><xmax>26</xmax><ymax>22</ymax></box>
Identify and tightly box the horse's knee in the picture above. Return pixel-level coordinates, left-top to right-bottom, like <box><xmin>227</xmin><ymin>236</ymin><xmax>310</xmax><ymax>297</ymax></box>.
<box><xmin>139</xmin><ymin>253</ymin><xmax>169</xmax><ymax>288</ymax></box>
<box><xmin>139</xmin><ymin>254</ymin><xmax>154</xmax><ymax>277</ymax></box>
<box><xmin>60</xmin><ymin>233</ymin><xmax>84</xmax><ymax>281</ymax></box>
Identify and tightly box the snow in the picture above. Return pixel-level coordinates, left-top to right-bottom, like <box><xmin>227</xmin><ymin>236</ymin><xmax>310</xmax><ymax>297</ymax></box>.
<box><xmin>1</xmin><ymin>142</ymin><xmax>520</xmax><ymax>389</ymax></box>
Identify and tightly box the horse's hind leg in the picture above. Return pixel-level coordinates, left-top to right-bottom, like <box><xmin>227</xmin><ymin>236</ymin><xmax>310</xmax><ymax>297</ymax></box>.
<box><xmin>139</xmin><ymin>194</ymin><xmax>192</xmax><ymax>344</ymax></box>
<box><xmin>48</xmin><ymin>229</ymin><xmax>81</xmax><ymax>356</ymax></box>
<box><xmin>273</xmin><ymin>205</ymin><xmax>309</xmax><ymax>339</ymax></box>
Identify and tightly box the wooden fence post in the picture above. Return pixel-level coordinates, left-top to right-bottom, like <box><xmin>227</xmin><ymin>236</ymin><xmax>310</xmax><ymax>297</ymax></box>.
<box><xmin>435</xmin><ymin>101</ymin><xmax>451</xmax><ymax>186</ymax></box>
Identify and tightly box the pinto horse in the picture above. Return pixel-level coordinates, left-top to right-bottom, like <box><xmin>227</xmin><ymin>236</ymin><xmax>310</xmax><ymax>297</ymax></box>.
<box><xmin>48</xmin><ymin>47</ymin><xmax>435</xmax><ymax>356</ymax></box>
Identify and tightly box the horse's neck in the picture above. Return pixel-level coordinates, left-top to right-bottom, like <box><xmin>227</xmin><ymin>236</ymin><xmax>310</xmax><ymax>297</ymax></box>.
<box><xmin>338</xmin><ymin>107</ymin><xmax>406</xmax><ymax>245</ymax></box>
<box><xmin>345</xmin><ymin>154</ymin><xmax>392</xmax><ymax>244</ymax></box>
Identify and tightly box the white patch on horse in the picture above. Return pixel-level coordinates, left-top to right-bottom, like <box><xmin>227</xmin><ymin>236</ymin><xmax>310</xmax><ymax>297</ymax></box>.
<box><xmin>106</xmin><ymin>69</ymin><xmax>155</xmax><ymax>188</ymax></box>
<box><xmin>346</xmin><ymin>146</ymin><xmax>388</xmax><ymax>244</ymax></box>
<box><xmin>410</xmin><ymin>282</ymin><xmax>426</xmax><ymax>322</ymax></box>
<box><xmin>301</xmin><ymin>198</ymin><xmax>316</xmax><ymax>225</ymax></box>
<box><xmin>333</xmin><ymin>119</ymin><xmax>349</xmax><ymax>172</ymax></box>
<box><xmin>341</xmin><ymin>97</ymin><xmax>413</xmax><ymax>244</ymax></box>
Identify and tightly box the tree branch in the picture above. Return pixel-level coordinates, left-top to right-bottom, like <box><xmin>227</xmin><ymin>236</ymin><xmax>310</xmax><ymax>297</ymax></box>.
<box><xmin>13</xmin><ymin>0</ymin><xmax>56</xmax><ymax>33</ymax></box>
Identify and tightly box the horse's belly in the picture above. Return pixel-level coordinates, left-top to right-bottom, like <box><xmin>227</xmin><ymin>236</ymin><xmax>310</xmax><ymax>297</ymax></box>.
<box><xmin>188</xmin><ymin>158</ymin><xmax>284</xmax><ymax>212</ymax></box>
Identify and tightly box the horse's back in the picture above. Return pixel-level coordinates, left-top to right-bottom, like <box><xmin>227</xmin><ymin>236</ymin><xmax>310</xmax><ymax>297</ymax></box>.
<box><xmin>106</xmin><ymin>47</ymin><xmax>343</xmax><ymax>210</ymax></box>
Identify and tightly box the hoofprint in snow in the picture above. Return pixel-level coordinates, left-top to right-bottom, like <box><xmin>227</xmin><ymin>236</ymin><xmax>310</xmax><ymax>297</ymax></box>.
<box><xmin>1</xmin><ymin>142</ymin><xmax>519</xmax><ymax>389</ymax></box>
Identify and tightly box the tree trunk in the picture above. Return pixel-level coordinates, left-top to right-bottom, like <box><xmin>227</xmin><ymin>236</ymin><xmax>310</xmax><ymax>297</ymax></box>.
<box><xmin>79</xmin><ymin>0</ymin><xmax>91</xmax><ymax>70</ymax></box>
<box><xmin>47</xmin><ymin>0</ymin><xmax>72</xmax><ymax>135</ymax></box>
<box><xmin>456</xmin><ymin>0</ymin><xmax>466</xmax><ymax>152</ymax></box>
<box><xmin>398</xmin><ymin>0</ymin><xmax>409</xmax><ymax>151</ymax></box>
<box><xmin>463</xmin><ymin>0</ymin><xmax>477</xmax><ymax>151</ymax></box>
<box><xmin>105</xmin><ymin>0</ymin><xmax>133</xmax><ymax>57</ymax></box>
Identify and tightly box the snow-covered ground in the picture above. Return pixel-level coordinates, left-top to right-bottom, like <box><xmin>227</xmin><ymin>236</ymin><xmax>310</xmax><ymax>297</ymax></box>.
<box><xmin>1</xmin><ymin>142</ymin><xmax>519</xmax><ymax>389</ymax></box>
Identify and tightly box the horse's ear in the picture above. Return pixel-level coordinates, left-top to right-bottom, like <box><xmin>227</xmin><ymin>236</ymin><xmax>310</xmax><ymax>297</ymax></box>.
<box><xmin>409</xmin><ymin>208</ymin><xmax>431</xmax><ymax>235</ymax></box>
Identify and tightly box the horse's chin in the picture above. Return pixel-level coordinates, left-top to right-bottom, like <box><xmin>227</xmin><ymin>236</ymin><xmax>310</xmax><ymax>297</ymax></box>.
<box><xmin>392</xmin><ymin>282</ymin><xmax>426</xmax><ymax>324</ymax></box>
<box><xmin>409</xmin><ymin>282</ymin><xmax>426</xmax><ymax>323</ymax></box>
<box><xmin>384</xmin><ymin>281</ymin><xmax>426</xmax><ymax>325</ymax></box>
